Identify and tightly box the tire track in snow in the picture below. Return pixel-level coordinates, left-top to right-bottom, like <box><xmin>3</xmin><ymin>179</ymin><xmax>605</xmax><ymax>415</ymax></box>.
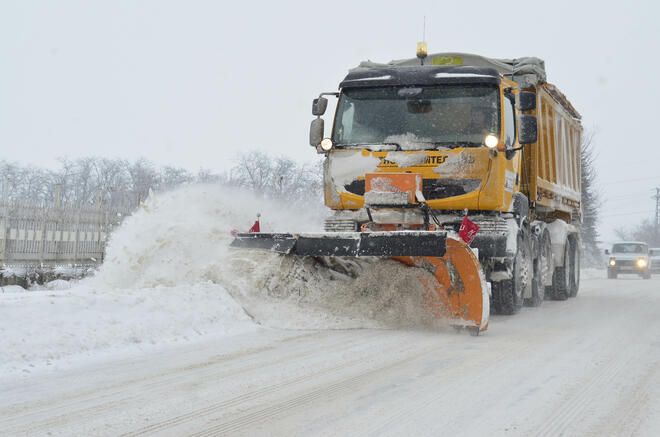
<box><xmin>586</xmin><ymin>360</ymin><xmax>659</xmax><ymax>437</ymax></box>
<box><xmin>356</xmin><ymin>334</ymin><xmax>541</xmax><ymax>437</ymax></box>
<box><xmin>118</xmin><ymin>332</ymin><xmax>423</xmax><ymax>437</ymax></box>
<box><xmin>532</xmin><ymin>293</ymin><xmax>658</xmax><ymax>437</ymax></box>
<box><xmin>186</xmin><ymin>337</ymin><xmax>465</xmax><ymax>437</ymax></box>
<box><xmin>0</xmin><ymin>330</ymin><xmax>384</xmax><ymax>436</ymax></box>
<box><xmin>328</xmin><ymin>282</ymin><xmax>659</xmax><ymax>436</ymax></box>
<box><xmin>534</xmin><ymin>347</ymin><xmax>638</xmax><ymax>437</ymax></box>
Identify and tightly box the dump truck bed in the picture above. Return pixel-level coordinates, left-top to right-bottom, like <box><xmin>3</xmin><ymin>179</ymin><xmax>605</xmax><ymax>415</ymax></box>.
<box><xmin>524</xmin><ymin>83</ymin><xmax>582</xmax><ymax>220</ymax></box>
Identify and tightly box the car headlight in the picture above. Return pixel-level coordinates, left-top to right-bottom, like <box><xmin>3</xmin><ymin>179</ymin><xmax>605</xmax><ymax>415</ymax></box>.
<box><xmin>637</xmin><ymin>258</ymin><xmax>647</xmax><ymax>268</ymax></box>
<box><xmin>609</xmin><ymin>258</ymin><xmax>616</xmax><ymax>266</ymax></box>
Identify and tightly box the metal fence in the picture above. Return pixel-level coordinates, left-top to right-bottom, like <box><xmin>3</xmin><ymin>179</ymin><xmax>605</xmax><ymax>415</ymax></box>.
<box><xmin>0</xmin><ymin>185</ymin><xmax>133</xmax><ymax>269</ymax></box>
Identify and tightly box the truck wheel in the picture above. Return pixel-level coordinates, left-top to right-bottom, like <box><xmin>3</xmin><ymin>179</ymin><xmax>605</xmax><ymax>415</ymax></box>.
<box><xmin>643</xmin><ymin>271</ymin><xmax>651</xmax><ymax>279</ymax></box>
<box><xmin>569</xmin><ymin>236</ymin><xmax>580</xmax><ymax>298</ymax></box>
<box><xmin>607</xmin><ymin>269</ymin><xmax>617</xmax><ymax>279</ymax></box>
<box><xmin>551</xmin><ymin>240</ymin><xmax>571</xmax><ymax>300</ymax></box>
<box><xmin>500</xmin><ymin>234</ymin><xmax>530</xmax><ymax>314</ymax></box>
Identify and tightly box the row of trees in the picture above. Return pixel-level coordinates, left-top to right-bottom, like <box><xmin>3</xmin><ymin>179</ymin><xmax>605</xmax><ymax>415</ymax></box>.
<box><xmin>615</xmin><ymin>220</ymin><xmax>660</xmax><ymax>248</ymax></box>
<box><xmin>580</xmin><ymin>133</ymin><xmax>602</xmax><ymax>266</ymax></box>
<box><xmin>0</xmin><ymin>153</ymin><xmax>324</xmax><ymax>208</ymax></box>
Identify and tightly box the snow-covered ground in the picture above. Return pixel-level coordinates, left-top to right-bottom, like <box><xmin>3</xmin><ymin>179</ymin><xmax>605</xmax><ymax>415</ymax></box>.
<box><xmin>0</xmin><ymin>185</ymin><xmax>443</xmax><ymax>377</ymax></box>
<box><xmin>1</xmin><ymin>185</ymin><xmax>659</xmax><ymax>436</ymax></box>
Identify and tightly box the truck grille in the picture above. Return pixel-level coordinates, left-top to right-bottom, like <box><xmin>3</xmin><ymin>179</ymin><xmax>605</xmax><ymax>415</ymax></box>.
<box><xmin>422</xmin><ymin>179</ymin><xmax>481</xmax><ymax>200</ymax></box>
<box><xmin>472</xmin><ymin>217</ymin><xmax>509</xmax><ymax>234</ymax></box>
<box><xmin>343</xmin><ymin>178</ymin><xmax>480</xmax><ymax>200</ymax></box>
<box><xmin>344</xmin><ymin>180</ymin><xmax>365</xmax><ymax>195</ymax></box>
<box><xmin>443</xmin><ymin>216</ymin><xmax>509</xmax><ymax>234</ymax></box>
<box><xmin>614</xmin><ymin>259</ymin><xmax>634</xmax><ymax>267</ymax></box>
<box><xmin>324</xmin><ymin>218</ymin><xmax>358</xmax><ymax>232</ymax></box>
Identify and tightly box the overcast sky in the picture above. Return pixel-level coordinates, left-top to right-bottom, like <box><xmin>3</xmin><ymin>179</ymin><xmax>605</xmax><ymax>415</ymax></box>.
<box><xmin>1</xmin><ymin>0</ymin><xmax>659</xmax><ymax>242</ymax></box>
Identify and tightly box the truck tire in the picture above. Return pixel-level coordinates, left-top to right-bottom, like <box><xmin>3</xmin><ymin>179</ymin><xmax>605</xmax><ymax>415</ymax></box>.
<box><xmin>499</xmin><ymin>233</ymin><xmax>530</xmax><ymax>315</ymax></box>
<box><xmin>607</xmin><ymin>269</ymin><xmax>617</xmax><ymax>279</ymax></box>
<box><xmin>569</xmin><ymin>236</ymin><xmax>580</xmax><ymax>298</ymax></box>
<box><xmin>551</xmin><ymin>240</ymin><xmax>571</xmax><ymax>300</ymax></box>
<box><xmin>642</xmin><ymin>271</ymin><xmax>651</xmax><ymax>279</ymax></box>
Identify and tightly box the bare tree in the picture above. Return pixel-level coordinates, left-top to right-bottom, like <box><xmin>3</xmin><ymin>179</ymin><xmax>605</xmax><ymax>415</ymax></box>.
<box><xmin>1</xmin><ymin>153</ymin><xmax>324</xmax><ymax>211</ymax></box>
<box><xmin>230</xmin><ymin>150</ymin><xmax>323</xmax><ymax>204</ymax></box>
<box><xmin>580</xmin><ymin>132</ymin><xmax>602</xmax><ymax>266</ymax></box>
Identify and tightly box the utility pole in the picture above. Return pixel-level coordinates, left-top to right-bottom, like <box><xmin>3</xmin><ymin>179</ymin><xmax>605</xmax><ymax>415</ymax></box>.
<box><xmin>653</xmin><ymin>187</ymin><xmax>660</xmax><ymax>243</ymax></box>
<box><xmin>654</xmin><ymin>187</ymin><xmax>660</xmax><ymax>224</ymax></box>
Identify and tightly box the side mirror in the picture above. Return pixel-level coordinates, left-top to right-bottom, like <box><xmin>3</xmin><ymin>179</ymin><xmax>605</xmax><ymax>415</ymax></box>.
<box><xmin>309</xmin><ymin>118</ymin><xmax>324</xmax><ymax>147</ymax></box>
<box><xmin>604</xmin><ymin>249</ymin><xmax>610</xmax><ymax>255</ymax></box>
<box><xmin>518</xmin><ymin>114</ymin><xmax>538</xmax><ymax>145</ymax></box>
<box><xmin>312</xmin><ymin>97</ymin><xmax>328</xmax><ymax>116</ymax></box>
<box><xmin>516</xmin><ymin>92</ymin><xmax>536</xmax><ymax>111</ymax></box>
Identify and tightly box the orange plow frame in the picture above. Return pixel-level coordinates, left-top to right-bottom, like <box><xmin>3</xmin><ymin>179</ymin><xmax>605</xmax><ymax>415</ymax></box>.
<box><xmin>393</xmin><ymin>237</ymin><xmax>490</xmax><ymax>333</ymax></box>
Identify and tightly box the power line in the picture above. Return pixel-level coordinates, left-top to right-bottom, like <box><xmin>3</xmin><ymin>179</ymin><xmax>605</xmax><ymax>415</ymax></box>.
<box><xmin>585</xmin><ymin>210</ymin><xmax>654</xmax><ymax>219</ymax></box>
<box><xmin>601</xmin><ymin>176</ymin><xmax>660</xmax><ymax>186</ymax></box>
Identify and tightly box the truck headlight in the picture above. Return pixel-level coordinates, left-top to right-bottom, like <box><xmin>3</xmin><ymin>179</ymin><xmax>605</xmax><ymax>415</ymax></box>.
<box><xmin>484</xmin><ymin>134</ymin><xmax>498</xmax><ymax>148</ymax></box>
<box><xmin>609</xmin><ymin>258</ymin><xmax>616</xmax><ymax>266</ymax></box>
<box><xmin>637</xmin><ymin>258</ymin><xmax>647</xmax><ymax>268</ymax></box>
<box><xmin>320</xmin><ymin>138</ymin><xmax>333</xmax><ymax>151</ymax></box>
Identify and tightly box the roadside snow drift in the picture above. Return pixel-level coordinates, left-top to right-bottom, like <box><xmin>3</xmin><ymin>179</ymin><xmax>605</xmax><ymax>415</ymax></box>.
<box><xmin>2</xmin><ymin>184</ymin><xmax>442</xmax><ymax>376</ymax></box>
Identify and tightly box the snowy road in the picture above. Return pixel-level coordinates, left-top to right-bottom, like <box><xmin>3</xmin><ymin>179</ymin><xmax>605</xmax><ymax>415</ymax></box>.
<box><xmin>2</xmin><ymin>276</ymin><xmax>659</xmax><ymax>436</ymax></box>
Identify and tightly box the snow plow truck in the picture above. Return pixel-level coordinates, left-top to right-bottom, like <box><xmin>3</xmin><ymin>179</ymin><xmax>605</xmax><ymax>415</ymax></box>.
<box><xmin>232</xmin><ymin>47</ymin><xmax>583</xmax><ymax>334</ymax></box>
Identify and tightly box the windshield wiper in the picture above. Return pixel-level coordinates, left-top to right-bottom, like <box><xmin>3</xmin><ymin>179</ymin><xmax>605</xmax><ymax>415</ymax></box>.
<box><xmin>380</xmin><ymin>142</ymin><xmax>402</xmax><ymax>151</ymax></box>
<box><xmin>419</xmin><ymin>141</ymin><xmax>482</xmax><ymax>149</ymax></box>
<box><xmin>337</xmin><ymin>142</ymin><xmax>402</xmax><ymax>151</ymax></box>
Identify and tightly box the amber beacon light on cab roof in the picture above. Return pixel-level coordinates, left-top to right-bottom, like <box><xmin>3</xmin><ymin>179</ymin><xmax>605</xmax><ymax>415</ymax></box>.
<box><xmin>232</xmin><ymin>45</ymin><xmax>583</xmax><ymax>335</ymax></box>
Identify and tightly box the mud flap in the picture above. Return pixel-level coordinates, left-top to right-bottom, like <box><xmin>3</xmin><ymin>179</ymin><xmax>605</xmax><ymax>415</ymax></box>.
<box><xmin>393</xmin><ymin>237</ymin><xmax>489</xmax><ymax>333</ymax></box>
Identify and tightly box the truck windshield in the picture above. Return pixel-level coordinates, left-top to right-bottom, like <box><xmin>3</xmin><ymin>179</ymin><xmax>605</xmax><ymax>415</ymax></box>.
<box><xmin>612</xmin><ymin>243</ymin><xmax>648</xmax><ymax>254</ymax></box>
<box><xmin>332</xmin><ymin>85</ymin><xmax>500</xmax><ymax>149</ymax></box>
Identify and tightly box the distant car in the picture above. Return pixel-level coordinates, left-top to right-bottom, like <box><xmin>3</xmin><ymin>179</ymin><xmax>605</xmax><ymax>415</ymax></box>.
<box><xmin>650</xmin><ymin>248</ymin><xmax>660</xmax><ymax>274</ymax></box>
<box><xmin>605</xmin><ymin>242</ymin><xmax>651</xmax><ymax>279</ymax></box>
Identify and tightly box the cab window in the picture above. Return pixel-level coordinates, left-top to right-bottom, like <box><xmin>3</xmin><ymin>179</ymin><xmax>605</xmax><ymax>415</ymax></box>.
<box><xmin>504</xmin><ymin>96</ymin><xmax>515</xmax><ymax>148</ymax></box>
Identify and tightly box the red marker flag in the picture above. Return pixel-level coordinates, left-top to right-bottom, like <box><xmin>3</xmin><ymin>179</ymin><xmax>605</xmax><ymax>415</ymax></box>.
<box><xmin>458</xmin><ymin>216</ymin><xmax>479</xmax><ymax>244</ymax></box>
<box><xmin>248</xmin><ymin>219</ymin><xmax>260</xmax><ymax>233</ymax></box>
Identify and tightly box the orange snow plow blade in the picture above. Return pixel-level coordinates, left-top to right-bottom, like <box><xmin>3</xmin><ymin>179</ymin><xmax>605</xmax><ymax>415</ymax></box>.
<box><xmin>231</xmin><ymin>230</ymin><xmax>489</xmax><ymax>333</ymax></box>
<box><xmin>393</xmin><ymin>237</ymin><xmax>489</xmax><ymax>334</ymax></box>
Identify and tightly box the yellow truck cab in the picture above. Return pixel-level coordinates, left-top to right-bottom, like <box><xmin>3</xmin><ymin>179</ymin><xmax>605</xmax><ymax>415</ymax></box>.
<box><xmin>310</xmin><ymin>52</ymin><xmax>583</xmax><ymax>313</ymax></box>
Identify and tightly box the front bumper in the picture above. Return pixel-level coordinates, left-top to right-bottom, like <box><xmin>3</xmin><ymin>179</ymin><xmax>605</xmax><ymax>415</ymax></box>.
<box><xmin>608</xmin><ymin>260</ymin><xmax>649</xmax><ymax>273</ymax></box>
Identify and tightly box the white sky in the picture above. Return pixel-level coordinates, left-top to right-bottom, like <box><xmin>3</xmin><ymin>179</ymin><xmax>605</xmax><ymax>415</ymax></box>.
<box><xmin>1</xmin><ymin>0</ymin><xmax>659</xmax><ymax>242</ymax></box>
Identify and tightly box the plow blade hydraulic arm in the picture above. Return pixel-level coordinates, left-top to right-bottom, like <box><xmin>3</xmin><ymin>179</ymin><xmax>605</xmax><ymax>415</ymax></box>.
<box><xmin>230</xmin><ymin>231</ymin><xmax>447</xmax><ymax>257</ymax></box>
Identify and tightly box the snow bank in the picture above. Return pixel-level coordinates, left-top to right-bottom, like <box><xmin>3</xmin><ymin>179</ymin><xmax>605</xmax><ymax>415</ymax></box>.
<box><xmin>2</xmin><ymin>184</ymin><xmax>444</xmax><ymax>377</ymax></box>
<box><xmin>0</xmin><ymin>283</ymin><xmax>256</xmax><ymax>375</ymax></box>
<box><xmin>0</xmin><ymin>285</ymin><xmax>28</xmax><ymax>294</ymax></box>
<box><xmin>93</xmin><ymin>184</ymin><xmax>326</xmax><ymax>289</ymax></box>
